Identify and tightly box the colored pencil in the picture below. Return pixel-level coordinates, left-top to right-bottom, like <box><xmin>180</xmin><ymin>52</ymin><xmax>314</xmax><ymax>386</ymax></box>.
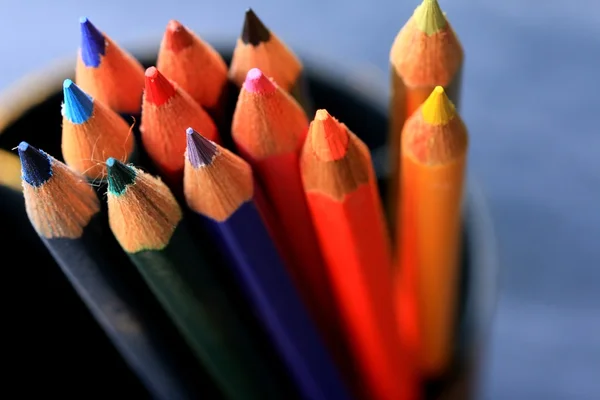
<box><xmin>397</xmin><ymin>86</ymin><xmax>468</xmax><ymax>375</ymax></box>
<box><xmin>157</xmin><ymin>20</ymin><xmax>229</xmax><ymax>121</ymax></box>
<box><xmin>0</xmin><ymin>148</ymin><xmax>21</xmax><ymax>191</ymax></box>
<box><xmin>140</xmin><ymin>66</ymin><xmax>219</xmax><ymax>192</ymax></box>
<box><xmin>106</xmin><ymin>157</ymin><xmax>289</xmax><ymax>400</ymax></box>
<box><xmin>388</xmin><ymin>0</ymin><xmax>463</xmax><ymax>232</ymax></box>
<box><xmin>231</xmin><ymin>68</ymin><xmax>352</xmax><ymax>372</ymax></box>
<box><xmin>17</xmin><ymin>142</ymin><xmax>216</xmax><ymax>399</ymax></box>
<box><xmin>183</xmin><ymin>127</ymin><xmax>352</xmax><ymax>400</ymax></box>
<box><xmin>300</xmin><ymin>110</ymin><xmax>417</xmax><ymax>400</ymax></box>
<box><xmin>61</xmin><ymin>79</ymin><xmax>135</xmax><ymax>181</ymax></box>
<box><xmin>76</xmin><ymin>17</ymin><xmax>145</xmax><ymax>114</ymax></box>
<box><xmin>230</xmin><ymin>9</ymin><xmax>312</xmax><ymax>113</ymax></box>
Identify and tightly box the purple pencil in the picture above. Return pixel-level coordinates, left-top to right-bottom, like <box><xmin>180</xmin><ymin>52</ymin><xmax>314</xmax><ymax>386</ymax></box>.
<box><xmin>183</xmin><ymin>128</ymin><xmax>351</xmax><ymax>400</ymax></box>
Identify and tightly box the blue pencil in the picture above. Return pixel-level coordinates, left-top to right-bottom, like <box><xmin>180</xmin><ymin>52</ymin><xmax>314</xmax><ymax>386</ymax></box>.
<box><xmin>183</xmin><ymin>128</ymin><xmax>352</xmax><ymax>400</ymax></box>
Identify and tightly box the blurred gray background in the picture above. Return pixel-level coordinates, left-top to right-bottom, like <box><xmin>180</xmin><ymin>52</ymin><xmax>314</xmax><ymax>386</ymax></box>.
<box><xmin>1</xmin><ymin>0</ymin><xmax>599</xmax><ymax>398</ymax></box>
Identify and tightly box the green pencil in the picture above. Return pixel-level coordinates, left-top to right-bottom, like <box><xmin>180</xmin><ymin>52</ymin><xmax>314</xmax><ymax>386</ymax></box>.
<box><xmin>105</xmin><ymin>157</ymin><xmax>289</xmax><ymax>400</ymax></box>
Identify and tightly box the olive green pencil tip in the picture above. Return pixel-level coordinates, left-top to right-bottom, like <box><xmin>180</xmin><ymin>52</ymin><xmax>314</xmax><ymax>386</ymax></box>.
<box><xmin>414</xmin><ymin>0</ymin><xmax>447</xmax><ymax>35</ymax></box>
<box><xmin>106</xmin><ymin>157</ymin><xmax>136</xmax><ymax>195</ymax></box>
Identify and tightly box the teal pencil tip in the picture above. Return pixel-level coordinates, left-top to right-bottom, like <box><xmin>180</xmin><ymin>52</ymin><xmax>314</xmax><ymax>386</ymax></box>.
<box><xmin>106</xmin><ymin>158</ymin><xmax>136</xmax><ymax>195</ymax></box>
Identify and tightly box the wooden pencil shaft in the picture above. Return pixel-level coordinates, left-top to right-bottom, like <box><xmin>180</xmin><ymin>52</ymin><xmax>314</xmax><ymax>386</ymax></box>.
<box><xmin>128</xmin><ymin>221</ymin><xmax>289</xmax><ymax>400</ymax></box>
<box><xmin>193</xmin><ymin>202</ymin><xmax>351</xmax><ymax>400</ymax></box>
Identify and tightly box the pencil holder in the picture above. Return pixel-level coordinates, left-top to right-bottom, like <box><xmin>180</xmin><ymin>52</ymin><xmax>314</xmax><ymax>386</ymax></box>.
<box><xmin>0</xmin><ymin>40</ymin><xmax>498</xmax><ymax>400</ymax></box>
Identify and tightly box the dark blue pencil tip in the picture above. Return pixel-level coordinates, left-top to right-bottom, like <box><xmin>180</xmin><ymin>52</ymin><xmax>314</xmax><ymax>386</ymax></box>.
<box><xmin>107</xmin><ymin>158</ymin><xmax>136</xmax><ymax>196</ymax></box>
<box><xmin>186</xmin><ymin>128</ymin><xmax>218</xmax><ymax>168</ymax></box>
<box><xmin>63</xmin><ymin>79</ymin><xmax>94</xmax><ymax>124</ymax></box>
<box><xmin>80</xmin><ymin>16</ymin><xmax>106</xmax><ymax>67</ymax></box>
<box><xmin>17</xmin><ymin>142</ymin><xmax>52</xmax><ymax>187</ymax></box>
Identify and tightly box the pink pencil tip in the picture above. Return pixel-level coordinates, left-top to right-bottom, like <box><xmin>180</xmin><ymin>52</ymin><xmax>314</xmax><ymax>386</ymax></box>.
<box><xmin>244</xmin><ymin>68</ymin><xmax>276</xmax><ymax>94</ymax></box>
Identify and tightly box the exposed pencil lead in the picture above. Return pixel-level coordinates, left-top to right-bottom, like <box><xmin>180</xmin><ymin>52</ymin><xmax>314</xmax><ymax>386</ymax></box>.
<box><xmin>241</xmin><ymin>9</ymin><xmax>271</xmax><ymax>46</ymax></box>
<box><xmin>144</xmin><ymin>67</ymin><xmax>176</xmax><ymax>106</ymax></box>
<box><xmin>79</xmin><ymin>17</ymin><xmax>106</xmax><ymax>67</ymax></box>
<box><xmin>244</xmin><ymin>68</ymin><xmax>276</xmax><ymax>94</ymax></box>
<box><xmin>186</xmin><ymin>128</ymin><xmax>218</xmax><ymax>168</ymax></box>
<box><xmin>421</xmin><ymin>86</ymin><xmax>456</xmax><ymax>125</ymax></box>
<box><xmin>413</xmin><ymin>0</ymin><xmax>447</xmax><ymax>35</ymax></box>
<box><xmin>106</xmin><ymin>157</ymin><xmax>136</xmax><ymax>196</ymax></box>
<box><xmin>17</xmin><ymin>141</ymin><xmax>52</xmax><ymax>187</ymax></box>
<box><xmin>164</xmin><ymin>20</ymin><xmax>194</xmax><ymax>52</ymax></box>
<box><xmin>62</xmin><ymin>79</ymin><xmax>94</xmax><ymax>124</ymax></box>
<box><xmin>310</xmin><ymin>110</ymin><xmax>349</xmax><ymax>161</ymax></box>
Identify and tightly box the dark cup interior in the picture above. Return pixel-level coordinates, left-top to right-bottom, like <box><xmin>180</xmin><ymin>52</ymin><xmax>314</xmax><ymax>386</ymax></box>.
<box><xmin>0</xmin><ymin>51</ymin><xmax>474</xmax><ymax>399</ymax></box>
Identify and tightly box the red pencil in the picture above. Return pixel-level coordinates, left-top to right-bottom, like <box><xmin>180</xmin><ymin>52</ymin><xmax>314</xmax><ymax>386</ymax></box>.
<box><xmin>157</xmin><ymin>20</ymin><xmax>228</xmax><ymax>120</ymax></box>
<box><xmin>140</xmin><ymin>67</ymin><xmax>219</xmax><ymax>192</ymax></box>
<box><xmin>301</xmin><ymin>109</ymin><xmax>418</xmax><ymax>400</ymax></box>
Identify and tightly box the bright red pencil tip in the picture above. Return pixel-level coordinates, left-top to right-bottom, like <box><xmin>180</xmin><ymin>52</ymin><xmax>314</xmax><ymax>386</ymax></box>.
<box><xmin>144</xmin><ymin>67</ymin><xmax>176</xmax><ymax>106</ymax></box>
<box><xmin>164</xmin><ymin>20</ymin><xmax>194</xmax><ymax>52</ymax></box>
<box><xmin>244</xmin><ymin>68</ymin><xmax>276</xmax><ymax>94</ymax></box>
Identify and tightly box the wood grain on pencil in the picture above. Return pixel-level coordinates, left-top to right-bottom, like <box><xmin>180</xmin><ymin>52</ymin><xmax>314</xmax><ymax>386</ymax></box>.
<box><xmin>302</xmin><ymin>110</ymin><xmax>417</xmax><ymax>400</ymax></box>
<box><xmin>76</xmin><ymin>17</ymin><xmax>145</xmax><ymax>114</ymax></box>
<box><xmin>388</xmin><ymin>0</ymin><xmax>463</xmax><ymax>232</ymax></box>
<box><xmin>397</xmin><ymin>86</ymin><xmax>468</xmax><ymax>375</ymax></box>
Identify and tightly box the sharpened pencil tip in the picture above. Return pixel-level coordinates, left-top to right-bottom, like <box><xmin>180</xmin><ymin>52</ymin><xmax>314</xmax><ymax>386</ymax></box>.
<box><xmin>310</xmin><ymin>109</ymin><xmax>349</xmax><ymax>161</ymax></box>
<box><xmin>62</xmin><ymin>79</ymin><xmax>94</xmax><ymax>124</ymax></box>
<box><xmin>80</xmin><ymin>17</ymin><xmax>106</xmax><ymax>67</ymax></box>
<box><xmin>421</xmin><ymin>86</ymin><xmax>455</xmax><ymax>125</ymax></box>
<box><xmin>241</xmin><ymin>8</ymin><xmax>271</xmax><ymax>46</ymax></box>
<box><xmin>144</xmin><ymin>67</ymin><xmax>176</xmax><ymax>106</ymax></box>
<box><xmin>164</xmin><ymin>20</ymin><xmax>194</xmax><ymax>52</ymax></box>
<box><xmin>106</xmin><ymin>158</ymin><xmax>136</xmax><ymax>195</ymax></box>
<box><xmin>186</xmin><ymin>128</ymin><xmax>218</xmax><ymax>168</ymax></box>
<box><xmin>244</xmin><ymin>68</ymin><xmax>276</xmax><ymax>94</ymax></box>
<box><xmin>18</xmin><ymin>142</ymin><xmax>52</xmax><ymax>187</ymax></box>
<box><xmin>414</xmin><ymin>0</ymin><xmax>447</xmax><ymax>35</ymax></box>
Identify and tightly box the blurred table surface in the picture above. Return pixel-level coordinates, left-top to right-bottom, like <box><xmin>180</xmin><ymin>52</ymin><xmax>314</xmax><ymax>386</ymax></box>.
<box><xmin>1</xmin><ymin>0</ymin><xmax>599</xmax><ymax>399</ymax></box>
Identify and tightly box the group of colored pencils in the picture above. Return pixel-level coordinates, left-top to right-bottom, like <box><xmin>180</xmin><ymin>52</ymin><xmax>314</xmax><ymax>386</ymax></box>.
<box><xmin>4</xmin><ymin>1</ymin><xmax>469</xmax><ymax>399</ymax></box>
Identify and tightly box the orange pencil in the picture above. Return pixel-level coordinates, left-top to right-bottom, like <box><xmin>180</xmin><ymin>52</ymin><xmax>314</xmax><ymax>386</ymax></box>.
<box><xmin>157</xmin><ymin>20</ymin><xmax>228</xmax><ymax>120</ymax></box>
<box><xmin>388</xmin><ymin>0</ymin><xmax>463</xmax><ymax>231</ymax></box>
<box><xmin>229</xmin><ymin>9</ymin><xmax>312</xmax><ymax>113</ymax></box>
<box><xmin>231</xmin><ymin>68</ymin><xmax>350</xmax><ymax>379</ymax></box>
<box><xmin>140</xmin><ymin>67</ymin><xmax>219</xmax><ymax>192</ymax></box>
<box><xmin>76</xmin><ymin>17</ymin><xmax>145</xmax><ymax>114</ymax></box>
<box><xmin>301</xmin><ymin>109</ymin><xmax>417</xmax><ymax>400</ymax></box>
<box><xmin>397</xmin><ymin>86</ymin><xmax>468</xmax><ymax>375</ymax></box>
<box><xmin>61</xmin><ymin>79</ymin><xmax>134</xmax><ymax>180</ymax></box>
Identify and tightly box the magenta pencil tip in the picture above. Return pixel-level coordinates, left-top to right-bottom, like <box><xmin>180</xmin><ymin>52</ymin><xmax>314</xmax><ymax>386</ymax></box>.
<box><xmin>244</xmin><ymin>68</ymin><xmax>276</xmax><ymax>94</ymax></box>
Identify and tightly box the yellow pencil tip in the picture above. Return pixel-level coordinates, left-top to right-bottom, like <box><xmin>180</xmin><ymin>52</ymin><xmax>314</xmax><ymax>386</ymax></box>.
<box><xmin>421</xmin><ymin>86</ymin><xmax>455</xmax><ymax>125</ymax></box>
<box><xmin>413</xmin><ymin>0</ymin><xmax>447</xmax><ymax>35</ymax></box>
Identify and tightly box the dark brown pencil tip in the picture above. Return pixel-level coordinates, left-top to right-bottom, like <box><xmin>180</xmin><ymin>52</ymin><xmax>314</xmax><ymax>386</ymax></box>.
<box><xmin>241</xmin><ymin>8</ymin><xmax>271</xmax><ymax>46</ymax></box>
